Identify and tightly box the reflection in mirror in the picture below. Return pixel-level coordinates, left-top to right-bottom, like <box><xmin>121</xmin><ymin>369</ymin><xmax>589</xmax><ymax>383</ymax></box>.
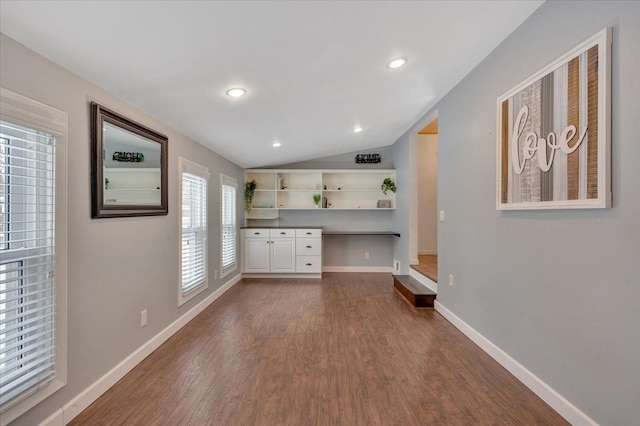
<box><xmin>103</xmin><ymin>121</ymin><xmax>161</xmax><ymax>206</ymax></box>
<box><xmin>91</xmin><ymin>102</ymin><xmax>168</xmax><ymax>218</ymax></box>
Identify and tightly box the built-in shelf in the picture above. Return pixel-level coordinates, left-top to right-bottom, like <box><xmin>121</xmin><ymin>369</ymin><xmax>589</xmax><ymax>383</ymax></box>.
<box><xmin>245</xmin><ymin>169</ymin><xmax>396</xmax><ymax>220</ymax></box>
<box><xmin>103</xmin><ymin>168</ymin><xmax>161</xmax><ymax>205</ymax></box>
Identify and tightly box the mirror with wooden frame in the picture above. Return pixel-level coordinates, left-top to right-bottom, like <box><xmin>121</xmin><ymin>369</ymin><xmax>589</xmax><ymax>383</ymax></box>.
<box><xmin>91</xmin><ymin>102</ymin><xmax>168</xmax><ymax>218</ymax></box>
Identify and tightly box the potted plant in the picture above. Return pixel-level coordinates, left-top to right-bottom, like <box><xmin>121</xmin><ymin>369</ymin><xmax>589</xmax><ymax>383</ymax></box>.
<box><xmin>313</xmin><ymin>193</ymin><xmax>322</xmax><ymax>208</ymax></box>
<box><xmin>244</xmin><ymin>179</ymin><xmax>258</xmax><ymax>213</ymax></box>
<box><xmin>381</xmin><ymin>177</ymin><xmax>397</xmax><ymax>195</ymax></box>
<box><xmin>105</xmin><ymin>178</ymin><xmax>110</xmax><ymax>190</ymax></box>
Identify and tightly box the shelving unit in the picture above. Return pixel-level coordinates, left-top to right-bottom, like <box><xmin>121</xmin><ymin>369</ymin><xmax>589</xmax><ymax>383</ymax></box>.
<box><xmin>244</xmin><ymin>169</ymin><xmax>396</xmax><ymax>221</ymax></box>
<box><xmin>103</xmin><ymin>168</ymin><xmax>161</xmax><ymax>205</ymax></box>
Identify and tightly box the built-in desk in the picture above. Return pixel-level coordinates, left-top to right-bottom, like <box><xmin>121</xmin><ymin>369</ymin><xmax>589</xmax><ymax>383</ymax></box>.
<box><xmin>322</xmin><ymin>231</ymin><xmax>401</xmax><ymax>237</ymax></box>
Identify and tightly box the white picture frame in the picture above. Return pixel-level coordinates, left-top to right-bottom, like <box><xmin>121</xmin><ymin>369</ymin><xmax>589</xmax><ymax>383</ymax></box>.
<box><xmin>496</xmin><ymin>27</ymin><xmax>611</xmax><ymax>210</ymax></box>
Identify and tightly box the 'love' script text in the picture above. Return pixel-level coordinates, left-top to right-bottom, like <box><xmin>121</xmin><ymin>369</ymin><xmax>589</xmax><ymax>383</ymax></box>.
<box><xmin>511</xmin><ymin>106</ymin><xmax>587</xmax><ymax>175</ymax></box>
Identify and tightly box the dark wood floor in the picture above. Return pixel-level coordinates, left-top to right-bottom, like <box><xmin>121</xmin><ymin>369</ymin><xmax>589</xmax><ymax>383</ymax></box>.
<box><xmin>70</xmin><ymin>273</ymin><xmax>567</xmax><ymax>425</ymax></box>
<box><xmin>412</xmin><ymin>254</ymin><xmax>438</xmax><ymax>282</ymax></box>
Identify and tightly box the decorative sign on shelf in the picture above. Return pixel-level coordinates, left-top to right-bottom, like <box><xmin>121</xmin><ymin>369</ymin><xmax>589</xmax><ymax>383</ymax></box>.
<box><xmin>113</xmin><ymin>152</ymin><xmax>145</xmax><ymax>163</ymax></box>
<box><xmin>496</xmin><ymin>28</ymin><xmax>611</xmax><ymax>210</ymax></box>
<box><xmin>355</xmin><ymin>153</ymin><xmax>381</xmax><ymax>164</ymax></box>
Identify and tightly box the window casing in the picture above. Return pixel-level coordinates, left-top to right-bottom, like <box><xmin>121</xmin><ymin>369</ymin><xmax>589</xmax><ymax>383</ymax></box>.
<box><xmin>0</xmin><ymin>88</ymin><xmax>67</xmax><ymax>424</ymax></box>
<box><xmin>220</xmin><ymin>175</ymin><xmax>237</xmax><ymax>278</ymax></box>
<box><xmin>178</xmin><ymin>157</ymin><xmax>209</xmax><ymax>306</ymax></box>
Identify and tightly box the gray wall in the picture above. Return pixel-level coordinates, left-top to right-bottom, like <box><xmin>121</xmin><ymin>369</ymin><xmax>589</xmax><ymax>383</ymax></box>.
<box><xmin>0</xmin><ymin>33</ymin><xmax>245</xmax><ymax>425</ymax></box>
<box><xmin>391</xmin><ymin>135</ymin><xmax>411</xmax><ymax>274</ymax></box>
<box><xmin>279</xmin><ymin>145</ymin><xmax>394</xmax><ymax>170</ymax></box>
<box><xmin>392</xmin><ymin>1</ymin><xmax>640</xmax><ymax>424</ymax></box>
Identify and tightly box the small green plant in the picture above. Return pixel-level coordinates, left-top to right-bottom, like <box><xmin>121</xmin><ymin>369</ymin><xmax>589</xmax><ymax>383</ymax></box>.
<box><xmin>244</xmin><ymin>179</ymin><xmax>258</xmax><ymax>212</ymax></box>
<box><xmin>105</xmin><ymin>178</ymin><xmax>110</xmax><ymax>189</ymax></box>
<box><xmin>381</xmin><ymin>177</ymin><xmax>397</xmax><ymax>195</ymax></box>
<box><xmin>313</xmin><ymin>194</ymin><xmax>322</xmax><ymax>206</ymax></box>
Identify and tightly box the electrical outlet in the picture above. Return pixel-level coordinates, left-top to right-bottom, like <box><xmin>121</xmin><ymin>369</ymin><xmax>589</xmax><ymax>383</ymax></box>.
<box><xmin>140</xmin><ymin>309</ymin><xmax>147</xmax><ymax>327</ymax></box>
<box><xmin>448</xmin><ymin>274</ymin><xmax>454</xmax><ymax>287</ymax></box>
<box><xmin>393</xmin><ymin>259</ymin><xmax>400</xmax><ymax>272</ymax></box>
<box><xmin>214</xmin><ymin>269</ymin><xmax>218</xmax><ymax>279</ymax></box>
<box><xmin>365</xmin><ymin>252</ymin><xmax>370</xmax><ymax>259</ymax></box>
<box><xmin>439</xmin><ymin>210</ymin><xmax>446</xmax><ymax>222</ymax></box>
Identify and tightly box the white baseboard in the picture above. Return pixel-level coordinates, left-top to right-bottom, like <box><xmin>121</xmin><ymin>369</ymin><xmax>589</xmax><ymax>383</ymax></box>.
<box><xmin>40</xmin><ymin>409</ymin><xmax>64</xmax><ymax>426</ymax></box>
<box><xmin>434</xmin><ymin>301</ymin><xmax>598</xmax><ymax>426</ymax></box>
<box><xmin>410</xmin><ymin>258</ymin><xmax>419</xmax><ymax>265</ymax></box>
<box><xmin>418</xmin><ymin>250</ymin><xmax>437</xmax><ymax>255</ymax></box>
<box><xmin>53</xmin><ymin>274</ymin><xmax>242</xmax><ymax>425</ymax></box>
<box><xmin>409</xmin><ymin>268</ymin><xmax>437</xmax><ymax>293</ymax></box>
<box><xmin>322</xmin><ymin>266</ymin><xmax>393</xmax><ymax>273</ymax></box>
<box><xmin>243</xmin><ymin>273</ymin><xmax>321</xmax><ymax>279</ymax></box>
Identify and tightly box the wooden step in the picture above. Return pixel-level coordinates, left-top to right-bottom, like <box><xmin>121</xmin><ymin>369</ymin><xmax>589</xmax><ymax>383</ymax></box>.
<box><xmin>393</xmin><ymin>275</ymin><xmax>436</xmax><ymax>308</ymax></box>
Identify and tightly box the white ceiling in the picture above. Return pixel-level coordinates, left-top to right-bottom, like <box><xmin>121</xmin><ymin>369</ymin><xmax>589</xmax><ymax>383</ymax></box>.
<box><xmin>0</xmin><ymin>1</ymin><xmax>543</xmax><ymax>168</ymax></box>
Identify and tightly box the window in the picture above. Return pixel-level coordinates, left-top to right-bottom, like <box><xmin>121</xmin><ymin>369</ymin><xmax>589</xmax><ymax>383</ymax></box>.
<box><xmin>220</xmin><ymin>174</ymin><xmax>237</xmax><ymax>278</ymax></box>
<box><xmin>0</xmin><ymin>88</ymin><xmax>67</xmax><ymax>424</ymax></box>
<box><xmin>179</xmin><ymin>157</ymin><xmax>209</xmax><ymax>306</ymax></box>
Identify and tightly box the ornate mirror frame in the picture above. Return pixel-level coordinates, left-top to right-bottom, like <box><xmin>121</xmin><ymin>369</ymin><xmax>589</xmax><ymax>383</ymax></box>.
<box><xmin>91</xmin><ymin>102</ymin><xmax>168</xmax><ymax>218</ymax></box>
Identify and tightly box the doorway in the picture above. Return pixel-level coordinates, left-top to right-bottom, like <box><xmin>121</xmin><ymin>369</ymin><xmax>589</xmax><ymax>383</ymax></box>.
<box><xmin>409</xmin><ymin>114</ymin><xmax>438</xmax><ymax>291</ymax></box>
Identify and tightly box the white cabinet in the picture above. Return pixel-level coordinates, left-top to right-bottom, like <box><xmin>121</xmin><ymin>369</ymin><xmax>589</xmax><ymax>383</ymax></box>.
<box><xmin>244</xmin><ymin>169</ymin><xmax>396</xmax><ymax>220</ymax></box>
<box><xmin>296</xmin><ymin>256</ymin><xmax>322</xmax><ymax>273</ymax></box>
<box><xmin>243</xmin><ymin>237</ymin><xmax>270</xmax><ymax>273</ymax></box>
<box><xmin>294</xmin><ymin>228</ymin><xmax>322</xmax><ymax>273</ymax></box>
<box><xmin>242</xmin><ymin>228</ymin><xmax>296</xmax><ymax>274</ymax></box>
<box><xmin>242</xmin><ymin>228</ymin><xmax>322</xmax><ymax>277</ymax></box>
<box><xmin>270</xmin><ymin>238</ymin><xmax>296</xmax><ymax>273</ymax></box>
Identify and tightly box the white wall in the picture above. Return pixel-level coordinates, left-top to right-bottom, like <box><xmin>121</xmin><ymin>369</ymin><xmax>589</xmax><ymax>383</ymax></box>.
<box><xmin>393</xmin><ymin>1</ymin><xmax>640</xmax><ymax>424</ymax></box>
<box><xmin>0</xmin><ymin>33</ymin><xmax>245</xmax><ymax>425</ymax></box>
<box><xmin>417</xmin><ymin>134</ymin><xmax>437</xmax><ymax>254</ymax></box>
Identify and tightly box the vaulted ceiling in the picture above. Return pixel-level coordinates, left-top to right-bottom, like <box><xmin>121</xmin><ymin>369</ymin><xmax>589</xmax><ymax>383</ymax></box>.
<box><xmin>0</xmin><ymin>1</ymin><xmax>543</xmax><ymax>167</ymax></box>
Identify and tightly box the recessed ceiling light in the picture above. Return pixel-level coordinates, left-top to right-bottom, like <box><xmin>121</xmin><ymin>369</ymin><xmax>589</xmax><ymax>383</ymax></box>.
<box><xmin>272</xmin><ymin>141</ymin><xmax>282</xmax><ymax>147</ymax></box>
<box><xmin>226</xmin><ymin>88</ymin><xmax>246</xmax><ymax>98</ymax></box>
<box><xmin>353</xmin><ymin>126</ymin><xmax>364</xmax><ymax>133</ymax></box>
<box><xmin>388</xmin><ymin>58</ymin><xmax>407</xmax><ymax>69</ymax></box>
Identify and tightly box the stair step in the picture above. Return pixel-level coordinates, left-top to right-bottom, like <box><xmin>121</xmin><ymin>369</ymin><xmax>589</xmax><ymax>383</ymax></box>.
<box><xmin>393</xmin><ymin>275</ymin><xmax>436</xmax><ymax>308</ymax></box>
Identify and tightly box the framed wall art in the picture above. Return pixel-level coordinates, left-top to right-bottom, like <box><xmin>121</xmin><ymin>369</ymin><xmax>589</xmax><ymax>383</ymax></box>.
<box><xmin>496</xmin><ymin>28</ymin><xmax>611</xmax><ymax>210</ymax></box>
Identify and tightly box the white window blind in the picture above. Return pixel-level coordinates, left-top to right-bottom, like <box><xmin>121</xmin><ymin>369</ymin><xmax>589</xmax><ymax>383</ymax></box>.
<box><xmin>0</xmin><ymin>122</ymin><xmax>56</xmax><ymax>410</ymax></box>
<box><xmin>179</xmin><ymin>158</ymin><xmax>208</xmax><ymax>304</ymax></box>
<box><xmin>221</xmin><ymin>175</ymin><xmax>237</xmax><ymax>276</ymax></box>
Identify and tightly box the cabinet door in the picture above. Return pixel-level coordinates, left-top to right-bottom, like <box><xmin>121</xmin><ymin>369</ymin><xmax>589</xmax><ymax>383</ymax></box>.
<box><xmin>270</xmin><ymin>238</ymin><xmax>296</xmax><ymax>273</ymax></box>
<box><xmin>244</xmin><ymin>238</ymin><xmax>270</xmax><ymax>273</ymax></box>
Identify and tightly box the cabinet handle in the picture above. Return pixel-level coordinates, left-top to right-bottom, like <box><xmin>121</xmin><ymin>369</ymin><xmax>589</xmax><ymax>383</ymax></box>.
<box><xmin>306</xmin><ymin>246</ymin><xmax>312</xmax><ymax>248</ymax></box>
<box><xmin>306</xmin><ymin>232</ymin><xmax>312</xmax><ymax>235</ymax></box>
<box><xmin>254</xmin><ymin>232</ymin><xmax>261</xmax><ymax>235</ymax></box>
<box><xmin>306</xmin><ymin>263</ymin><xmax>312</xmax><ymax>266</ymax></box>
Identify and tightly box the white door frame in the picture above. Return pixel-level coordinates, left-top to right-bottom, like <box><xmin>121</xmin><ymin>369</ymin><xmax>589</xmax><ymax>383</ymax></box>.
<box><xmin>408</xmin><ymin>110</ymin><xmax>438</xmax><ymax>266</ymax></box>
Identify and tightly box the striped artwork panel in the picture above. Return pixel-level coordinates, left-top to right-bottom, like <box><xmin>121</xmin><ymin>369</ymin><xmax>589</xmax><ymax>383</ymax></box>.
<box><xmin>567</xmin><ymin>56</ymin><xmax>580</xmax><ymax>200</ymax></box>
<box><xmin>587</xmin><ymin>45</ymin><xmax>599</xmax><ymax>199</ymax></box>
<box><xmin>500</xmin><ymin>46</ymin><xmax>600</xmax><ymax>206</ymax></box>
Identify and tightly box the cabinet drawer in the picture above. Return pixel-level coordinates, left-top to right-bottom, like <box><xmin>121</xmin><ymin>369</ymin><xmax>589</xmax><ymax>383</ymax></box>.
<box><xmin>296</xmin><ymin>238</ymin><xmax>321</xmax><ymax>256</ymax></box>
<box><xmin>296</xmin><ymin>229</ymin><xmax>322</xmax><ymax>238</ymax></box>
<box><xmin>296</xmin><ymin>256</ymin><xmax>322</xmax><ymax>273</ymax></box>
<box><xmin>271</xmin><ymin>229</ymin><xmax>295</xmax><ymax>238</ymax></box>
<box><xmin>244</xmin><ymin>228</ymin><xmax>270</xmax><ymax>238</ymax></box>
